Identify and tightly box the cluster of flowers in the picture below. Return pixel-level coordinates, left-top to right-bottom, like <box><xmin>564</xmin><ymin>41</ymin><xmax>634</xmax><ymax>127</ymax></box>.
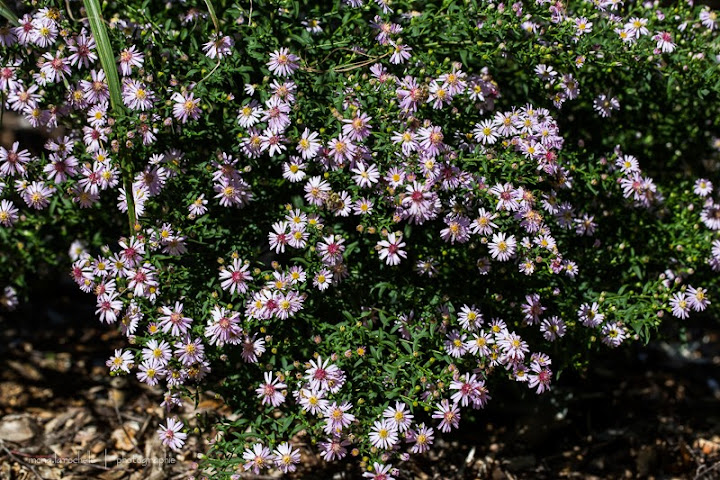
<box><xmin>602</xmin><ymin>147</ymin><xmax>713</xmax><ymax>324</ymax></box>
<box><xmin>525</xmin><ymin>0</ymin><xmax>718</xmax><ymax>115</ymax></box>
<box><xmin>1</xmin><ymin>0</ymin><xmax>718</xmax><ymax>477</ymax></box>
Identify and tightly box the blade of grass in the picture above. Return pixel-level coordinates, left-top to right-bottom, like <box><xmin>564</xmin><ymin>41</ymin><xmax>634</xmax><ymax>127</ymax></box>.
<box><xmin>0</xmin><ymin>0</ymin><xmax>20</xmax><ymax>26</ymax></box>
<box><xmin>82</xmin><ymin>0</ymin><xmax>122</xmax><ymax>111</ymax></box>
<box><xmin>82</xmin><ymin>0</ymin><xmax>136</xmax><ymax>233</ymax></box>
<box><xmin>204</xmin><ymin>0</ymin><xmax>219</xmax><ymax>33</ymax></box>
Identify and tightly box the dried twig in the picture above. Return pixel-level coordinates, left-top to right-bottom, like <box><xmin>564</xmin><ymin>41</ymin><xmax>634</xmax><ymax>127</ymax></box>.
<box><xmin>695</xmin><ymin>460</ymin><xmax>720</xmax><ymax>479</ymax></box>
<box><xmin>113</xmin><ymin>401</ymin><xmax>144</xmax><ymax>456</ymax></box>
<box><xmin>0</xmin><ymin>441</ymin><xmax>44</xmax><ymax>480</ymax></box>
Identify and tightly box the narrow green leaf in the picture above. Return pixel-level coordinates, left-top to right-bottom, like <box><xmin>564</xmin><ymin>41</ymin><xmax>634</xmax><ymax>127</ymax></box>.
<box><xmin>0</xmin><ymin>0</ymin><xmax>19</xmax><ymax>27</ymax></box>
<box><xmin>82</xmin><ymin>0</ymin><xmax>123</xmax><ymax>112</ymax></box>
<box><xmin>204</xmin><ymin>0</ymin><xmax>219</xmax><ymax>33</ymax></box>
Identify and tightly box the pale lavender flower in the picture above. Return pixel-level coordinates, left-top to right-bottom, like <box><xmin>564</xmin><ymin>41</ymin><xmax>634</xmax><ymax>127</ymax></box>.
<box><xmin>118</xmin><ymin>45</ymin><xmax>144</xmax><ymax>76</ymax></box>
<box><xmin>432</xmin><ymin>399</ymin><xmax>460</xmax><ymax>432</ymax></box>
<box><xmin>256</xmin><ymin>371</ymin><xmax>287</xmax><ymax>407</ymax></box>
<box><xmin>157</xmin><ymin>418</ymin><xmax>187</xmax><ymax>451</ymax></box>
<box><xmin>172</xmin><ymin>91</ymin><xmax>201</xmax><ymax>123</ymax></box>
<box><xmin>267</xmin><ymin>48</ymin><xmax>300</xmax><ymax>77</ymax></box>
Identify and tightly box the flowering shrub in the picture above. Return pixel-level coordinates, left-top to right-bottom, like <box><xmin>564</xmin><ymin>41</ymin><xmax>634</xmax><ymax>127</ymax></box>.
<box><xmin>1</xmin><ymin>0</ymin><xmax>719</xmax><ymax>477</ymax></box>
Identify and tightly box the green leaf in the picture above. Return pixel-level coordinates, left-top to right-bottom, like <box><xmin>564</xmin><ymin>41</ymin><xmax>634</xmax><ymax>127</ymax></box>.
<box><xmin>0</xmin><ymin>0</ymin><xmax>19</xmax><ymax>26</ymax></box>
<box><xmin>82</xmin><ymin>0</ymin><xmax>123</xmax><ymax>112</ymax></box>
<box><xmin>204</xmin><ymin>0</ymin><xmax>219</xmax><ymax>33</ymax></box>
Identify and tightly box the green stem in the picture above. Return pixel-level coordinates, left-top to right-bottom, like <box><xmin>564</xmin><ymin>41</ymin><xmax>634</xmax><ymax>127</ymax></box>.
<box><xmin>122</xmin><ymin>157</ymin><xmax>136</xmax><ymax>234</ymax></box>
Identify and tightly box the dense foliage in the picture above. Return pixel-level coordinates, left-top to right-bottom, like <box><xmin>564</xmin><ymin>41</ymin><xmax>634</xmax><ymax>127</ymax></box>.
<box><xmin>0</xmin><ymin>0</ymin><xmax>719</xmax><ymax>477</ymax></box>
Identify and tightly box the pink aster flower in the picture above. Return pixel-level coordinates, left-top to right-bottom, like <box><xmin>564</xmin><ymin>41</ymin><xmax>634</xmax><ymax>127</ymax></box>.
<box><xmin>118</xmin><ymin>45</ymin><xmax>144</xmax><ymax>76</ymax></box>
<box><xmin>0</xmin><ymin>141</ymin><xmax>32</xmax><ymax>177</ymax></box>
<box><xmin>259</xmin><ymin>128</ymin><xmax>287</xmax><ymax>157</ymax></box>
<box><xmin>297</xmin><ymin>128</ymin><xmax>322</xmax><ymax>159</ymax></box>
<box><xmin>377</xmin><ymin>233</ymin><xmax>407</xmax><ymax>266</ymax></box>
<box><xmin>67</xmin><ymin>31</ymin><xmax>97</xmax><ymax>69</ymax></box>
<box><xmin>323</xmin><ymin>401</ymin><xmax>355</xmax><ymax>434</ymax></box>
<box><xmin>318</xmin><ymin>435</ymin><xmax>350</xmax><ymax>461</ymax></box>
<box><xmin>328</xmin><ymin>135</ymin><xmax>356</xmax><ymax>165</ymax></box>
<box><xmin>389</xmin><ymin>43</ymin><xmax>412</xmax><ymax>64</ymax></box>
<box><xmin>267</xmin><ymin>48</ymin><xmax>300</xmax><ymax>77</ymax></box>
<box><xmin>351</xmin><ymin>162</ymin><xmax>380</xmax><ymax>188</ymax></box>
<box><xmin>382</xmin><ymin>401</ymin><xmax>413</xmax><ymax>432</ymax></box>
<box><xmin>527</xmin><ymin>363</ymin><xmax>553</xmax><ymax>393</ymax></box>
<box><xmin>401</xmin><ymin>181</ymin><xmax>435</xmax><ymax>224</ymax></box>
<box><xmin>7</xmin><ymin>84</ymin><xmax>41</xmax><ymax>112</ymax></box>
<box><xmin>273</xmin><ymin>442</ymin><xmax>301</xmax><ymax>473</ymax></box>
<box><xmin>601</xmin><ymin>323</ymin><xmax>627</xmax><ymax>348</ymax></box>
<box><xmin>409</xmin><ymin>424</ymin><xmax>435</xmax><ymax>454</ymax></box>
<box><xmin>137</xmin><ymin>358</ymin><xmax>166</xmax><ymax>386</ymax></box>
<box><xmin>686</xmin><ymin>286</ymin><xmax>710</xmax><ymax>312</ymax></box>
<box><xmin>369</xmin><ymin>419</ymin><xmax>399</xmax><ymax>450</ymax></box>
<box><xmin>653</xmin><ymin>31</ymin><xmax>676</xmax><ymax>53</ymax></box>
<box><xmin>22</xmin><ymin>181</ymin><xmax>53</xmax><ymax>210</ymax></box>
<box><xmin>488</xmin><ymin>232</ymin><xmax>517</xmax><ymax>261</ymax></box>
<box><xmin>44</xmin><ymin>153</ymin><xmax>79</xmax><ymax>183</ymax></box>
<box><xmin>489</xmin><ymin>182</ymin><xmax>521</xmax><ymax>211</ymax></box>
<box><xmin>158</xmin><ymin>302</ymin><xmax>193</xmax><ymax>337</ymax></box>
<box><xmin>521</xmin><ymin>294</ymin><xmax>546</xmax><ymax>325</ymax></box>
<box><xmin>305</xmin><ymin>356</ymin><xmax>341</xmax><ymax>391</ymax></box>
<box><xmin>241</xmin><ymin>334</ymin><xmax>266</xmax><ymax>363</ymax></box>
<box><xmin>262</xmin><ymin>96</ymin><xmax>291</xmax><ymax>132</ymax></box>
<box><xmin>39</xmin><ymin>51</ymin><xmax>70</xmax><ymax>84</ymax></box>
<box><xmin>157</xmin><ymin>417</ymin><xmax>187</xmax><ymax>451</ymax></box>
<box><xmin>174</xmin><ymin>336</ymin><xmax>205</xmax><ymax>366</ymax></box>
<box><xmin>450</xmin><ymin>373</ymin><xmax>485</xmax><ymax>407</ymax></box>
<box><xmin>363</xmin><ymin>462</ymin><xmax>396</xmax><ymax>480</ymax></box>
<box><xmin>317</xmin><ymin>235</ymin><xmax>346</xmax><ymax>265</ymax></box>
<box><xmin>432</xmin><ymin>399</ymin><xmax>461</xmax><ymax>433</ymax></box>
<box><xmin>80</xmin><ymin>69</ymin><xmax>110</xmax><ymax>104</ymax></box>
<box><xmin>0</xmin><ymin>199</ymin><xmax>19</xmax><ymax>226</ymax></box>
<box><xmin>203</xmin><ymin>33</ymin><xmax>234</xmax><ymax>59</ymax></box>
<box><xmin>243</xmin><ymin>443</ymin><xmax>272</xmax><ymax>473</ymax></box>
<box><xmin>106</xmin><ymin>349</ymin><xmax>134</xmax><ymax>373</ymax></box>
<box><xmin>122</xmin><ymin>80</ymin><xmax>155</xmax><ymax>111</ymax></box>
<box><xmin>256</xmin><ymin>371</ymin><xmax>287</xmax><ymax>407</ymax></box>
<box><xmin>219</xmin><ymin>258</ymin><xmax>251</xmax><ymax>294</ymax></box>
<box><xmin>268</xmin><ymin>221</ymin><xmax>291</xmax><ymax>253</ymax></box>
<box><xmin>95</xmin><ymin>292</ymin><xmax>123</xmax><ymax>324</ymax></box>
<box><xmin>416</xmin><ymin>125</ymin><xmax>444</xmax><ymax>158</ymax></box>
<box><xmin>204</xmin><ymin>306</ymin><xmax>242</xmax><ymax>346</ymax></box>
<box><xmin>669</xmin><ymin>292</ymin><xmax>690</xmax><ymax>319</ymax></box>
<box><xmin>142</xmin><ymin>339</ymin><xmax>172</xmax><ymax>365</ymax></box>
<box><xmin>172</xmin><ymin>91</ymin><xmax>201</xmax><ymax>123</ymax></box>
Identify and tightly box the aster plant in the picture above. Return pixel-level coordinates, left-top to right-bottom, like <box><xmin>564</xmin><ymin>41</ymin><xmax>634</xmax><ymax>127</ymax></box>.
<box><xmin>0</xmin><ymin>0</ymin><xmax>719</xmax><ymax>477</ymax></box>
